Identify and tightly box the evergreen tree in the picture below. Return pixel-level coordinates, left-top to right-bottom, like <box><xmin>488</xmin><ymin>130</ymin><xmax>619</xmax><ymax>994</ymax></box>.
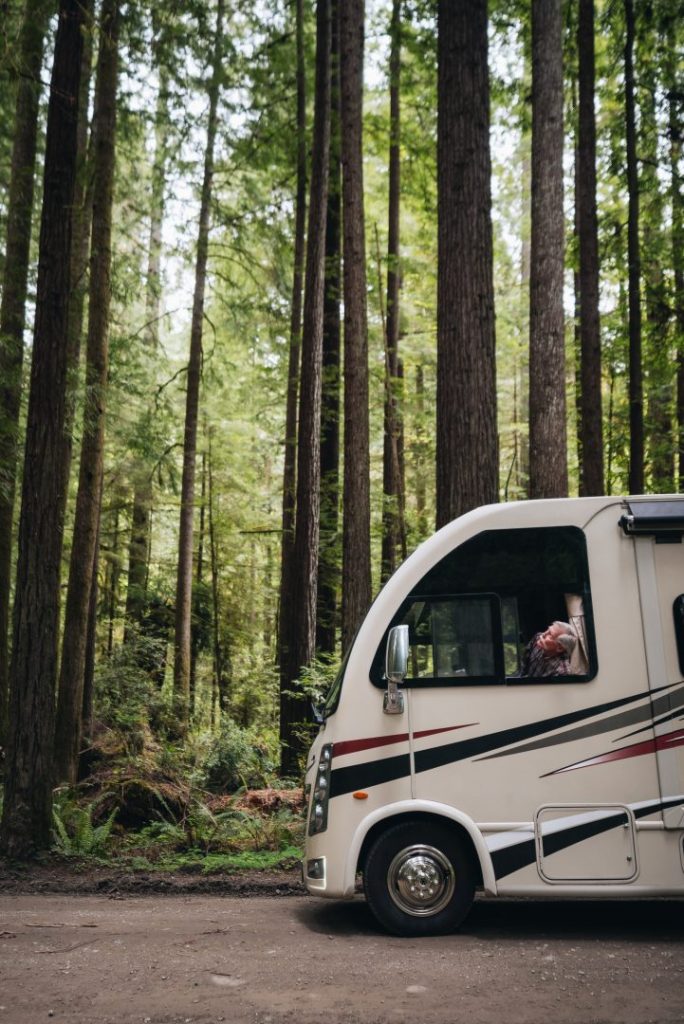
<box><xmin>0</xmin><ymin>0</ymin><xmax>85</xmax><ymax>857</ymax></box>
<box><xmin>436</xmin><ymin>0</ymin><xmax>498</xmax><ymax>525</ymax></box>
<box><xmin>340</xmin><ymin>0</ymin><xmax>372</xmax><ymax>650</ymax></box>
<box><xmin>528</xmin><ymin>0</ymin><xmax>567</xmax><ymax>498</ymax></box>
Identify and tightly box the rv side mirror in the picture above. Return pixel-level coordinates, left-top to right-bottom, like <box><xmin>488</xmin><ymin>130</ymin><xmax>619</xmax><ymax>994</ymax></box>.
<box><xmin>384</xmin><ymin>624</ymin><xmax>408</xmax><ymax>715</ymax></box>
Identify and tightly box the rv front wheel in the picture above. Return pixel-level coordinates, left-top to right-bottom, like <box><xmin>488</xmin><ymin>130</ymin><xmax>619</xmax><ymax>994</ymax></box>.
<box><xmin>363</xmin><ymin>820</ymin><xmax>475</xmax><ymax>936</ymax></box>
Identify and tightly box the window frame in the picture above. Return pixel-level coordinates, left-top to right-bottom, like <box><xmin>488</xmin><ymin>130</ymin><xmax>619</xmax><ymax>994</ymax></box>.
<box><xmin>370</xmin><ymin>525</ymin><xmax>597</xmax><ymax>689</ymax></box>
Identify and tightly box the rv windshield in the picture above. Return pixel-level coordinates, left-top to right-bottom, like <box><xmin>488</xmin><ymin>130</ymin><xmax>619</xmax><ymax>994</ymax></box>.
<box><xmin>321</xmin><ymin>647</ymin><xmax>351</xmax><ymax>719</ymax></box>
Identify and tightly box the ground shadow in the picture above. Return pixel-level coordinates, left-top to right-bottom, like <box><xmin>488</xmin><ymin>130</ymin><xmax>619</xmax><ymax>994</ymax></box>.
<box><xmin>296</xmin><ymin>893</ymin><xmax>684</xmax><ymax>942</ymax></box>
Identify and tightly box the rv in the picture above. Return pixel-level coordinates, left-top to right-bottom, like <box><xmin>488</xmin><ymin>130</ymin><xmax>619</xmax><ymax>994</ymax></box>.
<box><xmin>302</xmin><ymin>495</ymin><xmax>684</xmax><ymax>936</ymax></box>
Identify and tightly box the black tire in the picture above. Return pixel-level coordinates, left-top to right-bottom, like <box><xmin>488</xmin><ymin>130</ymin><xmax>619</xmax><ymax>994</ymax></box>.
<box><xmin>363</xmin><ymin>819</ymin><xmax>476</xmax><ymax>937</ymax></box>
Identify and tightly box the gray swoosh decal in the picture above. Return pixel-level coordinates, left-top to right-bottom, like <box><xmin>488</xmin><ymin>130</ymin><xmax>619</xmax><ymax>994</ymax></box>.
<box><xmin>475</xmin><ymin>682</ymin><xmax>684</xmax><ymax>762</ymax></box>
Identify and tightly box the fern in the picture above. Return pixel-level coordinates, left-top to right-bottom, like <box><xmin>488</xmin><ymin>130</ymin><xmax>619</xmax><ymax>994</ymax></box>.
<box><xmin>52</xmin><ymin>801</ymin><xmax>117</xmax><ymax>857</ymax></box>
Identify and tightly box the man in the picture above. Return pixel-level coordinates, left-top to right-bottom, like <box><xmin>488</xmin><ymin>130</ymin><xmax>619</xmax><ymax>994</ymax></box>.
<box><xmin>519</xmin><ymin>620</ymin><xmax>577</xmax><ymax>677</ymax></box>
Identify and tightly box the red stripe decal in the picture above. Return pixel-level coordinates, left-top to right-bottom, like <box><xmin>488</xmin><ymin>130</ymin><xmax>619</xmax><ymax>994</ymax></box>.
<box><xmin>333</xmin><ymin>723</ymin><xmax>475</xmax><ymax>759</ymax></box>
<box><xmin>414</xmin><ymin>723</ymin><xmax>478</xmax><ymax>741</ymax></box>
<box><xmin>333</xmin><ymin>734</ymin><xmax>409</xmax><ymax>757</ymax></box>
<box><xmin>543</xmin><ymin>727</ymin><xmax>684</xmax><ymax>777</ymax></box>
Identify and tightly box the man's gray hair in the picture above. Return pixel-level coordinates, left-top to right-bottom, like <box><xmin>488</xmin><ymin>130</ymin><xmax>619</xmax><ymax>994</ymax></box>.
<box><xmin>552</xmin><ymin>621</ymin><xmax>578</xmax><ymax>657</ymax></box>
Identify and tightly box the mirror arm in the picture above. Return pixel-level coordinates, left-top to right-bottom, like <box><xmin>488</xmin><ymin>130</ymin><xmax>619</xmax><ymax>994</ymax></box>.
<box><xmin>383</xmin><ymin>679</ymin><xmax>404</xmax><ymax>715</ymax></box>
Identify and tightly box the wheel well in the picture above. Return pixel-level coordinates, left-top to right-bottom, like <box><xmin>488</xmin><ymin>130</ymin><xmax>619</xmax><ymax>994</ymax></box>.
<box><xmin>356</xmin><ymin>812</ymin><xmax>483</xmax><ymax>887</ymax></box>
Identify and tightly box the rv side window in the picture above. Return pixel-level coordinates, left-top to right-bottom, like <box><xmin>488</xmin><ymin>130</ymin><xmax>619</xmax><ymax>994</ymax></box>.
<box><xmin>371</xmin><ymin>525</ymin><xmax>595</xmax><ymax>687</ymax></box>
<box><xmin>402</xmin><ymin>594</ymin><xmax>504</xmax><ymax>682</ymax></box>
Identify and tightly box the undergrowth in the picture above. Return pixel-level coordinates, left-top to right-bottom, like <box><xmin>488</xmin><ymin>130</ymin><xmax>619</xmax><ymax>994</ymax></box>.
<box><xmin>46</xmin><ymin>721</ymin><xmax>306</xmax><ymax>871</ymax></box>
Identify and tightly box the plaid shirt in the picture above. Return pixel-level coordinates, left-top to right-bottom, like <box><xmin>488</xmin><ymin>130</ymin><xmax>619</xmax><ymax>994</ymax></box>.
<box><xmin>519</xmin><ymin>633</ymin><xmax>572</xmax><ymax>678</ymax></box>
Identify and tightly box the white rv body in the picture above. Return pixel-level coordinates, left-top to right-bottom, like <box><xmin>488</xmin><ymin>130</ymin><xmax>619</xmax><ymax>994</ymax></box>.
<box><xmin>302</xmin><ymin>496</ymin><xmax>684</xmax><ymax>934</ymax></box>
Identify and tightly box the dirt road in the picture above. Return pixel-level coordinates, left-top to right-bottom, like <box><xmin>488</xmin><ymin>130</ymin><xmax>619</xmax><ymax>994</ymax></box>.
<box><xmin>1</xmin><ymin>893</ymin><xmax>682</xmax><ymax>1024</ymax></box>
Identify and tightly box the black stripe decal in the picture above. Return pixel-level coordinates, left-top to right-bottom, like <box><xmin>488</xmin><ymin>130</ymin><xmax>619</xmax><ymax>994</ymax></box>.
<box><xmin>329</xmin><ymin>752</ymin><xmax>411</xmax><ymax>799</ymax></box>
<box><xmin>618</xmin><ymin>706</ymin><xmax>684</xmax><ymax>741</ymax></box>
<box><xmin>477</xmin><ymin>683</ymin><xmax>684</xmax><ymax>762</ymax></box>
<box><xmin>541</xmin><ymin>812</ymin><xmax>628</xmax><ymax>858</ymax></box>
<box><xmin>632</xmin><ymin>796</ymin><xmax>684</xmax><ymax>820</ymax></box>
<box><xmin>494</xmin><ymin>797</ymin><xmax>684</xmax><ymax>879</ymax></box>
<box><xmin>329</xmin><ymin>684</ymin><xmax>677</xmax><ymax>799</ymax></box>
<box><xmin>490</xmin><ymin>839</ymin><xmax>537</xmax><ymax>879</ymax></box>
<box><xmin>413</xmin><ymin>687</ymin><xmax>663</xmax><ymax>779</ymax></box>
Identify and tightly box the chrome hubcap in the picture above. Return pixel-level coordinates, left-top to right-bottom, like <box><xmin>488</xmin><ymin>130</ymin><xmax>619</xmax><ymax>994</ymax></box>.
<box><xmin>387</xmin><ymin>844</ymin><xmax>455</xmax><ymax>917</ymax></box>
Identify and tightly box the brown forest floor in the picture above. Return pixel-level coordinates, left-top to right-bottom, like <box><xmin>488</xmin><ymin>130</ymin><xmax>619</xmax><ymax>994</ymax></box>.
<box><xmin>0</xmin><ymin>858</ymin><xmax>305</xmax><ymax>897</ymax></box>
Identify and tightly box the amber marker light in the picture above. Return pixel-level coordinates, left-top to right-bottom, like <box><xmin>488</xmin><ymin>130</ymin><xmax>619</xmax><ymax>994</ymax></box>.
<box><xmin>352</xmin><ymin>791</ymin><xmax>369</xmax><ymax>800</ymax></box>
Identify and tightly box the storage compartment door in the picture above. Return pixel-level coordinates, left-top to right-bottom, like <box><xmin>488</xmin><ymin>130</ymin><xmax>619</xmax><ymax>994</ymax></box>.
<box><xmin>536</xmin><ymin>805</ymin><xmax>637</xmax><ymax>882</ymax></box>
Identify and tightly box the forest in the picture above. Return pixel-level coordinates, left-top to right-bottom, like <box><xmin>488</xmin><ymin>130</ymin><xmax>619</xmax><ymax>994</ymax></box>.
<box><xmin>0</xmin><ymin>0</ymin><xmax>682</xmax><ymax>863</ymax></box>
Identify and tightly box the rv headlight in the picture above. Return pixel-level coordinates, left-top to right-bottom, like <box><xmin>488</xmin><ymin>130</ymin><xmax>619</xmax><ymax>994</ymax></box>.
<box><xmin>308</xmin><ymin>743</ymin><xmax>333</xmax><ymax>835</ymax></box>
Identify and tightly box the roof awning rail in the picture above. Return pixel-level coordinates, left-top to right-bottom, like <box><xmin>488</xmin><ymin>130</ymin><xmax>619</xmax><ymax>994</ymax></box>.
<box><xmin>619</xmin><ymin>499</ymin><xmax>684</xmax><ymax>538</ymax></box>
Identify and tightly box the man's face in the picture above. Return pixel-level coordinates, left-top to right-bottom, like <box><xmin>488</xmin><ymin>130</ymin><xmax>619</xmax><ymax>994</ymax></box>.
<box><xmin>537</xmin><ymin>623</ymin><xmax>565</xmax><ymax>656</ymax></box>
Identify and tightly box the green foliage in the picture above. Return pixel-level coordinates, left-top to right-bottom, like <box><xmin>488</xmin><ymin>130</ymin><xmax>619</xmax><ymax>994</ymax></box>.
<box><xmin>52</xmin><ymin>797</ymin><xmax>118</xmax><ymax>858</ymax></box>
<box><xmin>200</xmin><ymin>719</ymin><xmax>276</xmax><ymax>793</ymax></box>
<box><xmin>93</xmin><ymin>638</ymin><xmax>171</xmax><ymax>749</ymax></box>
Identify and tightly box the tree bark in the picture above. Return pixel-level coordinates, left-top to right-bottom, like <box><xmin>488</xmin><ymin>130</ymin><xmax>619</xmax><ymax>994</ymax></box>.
<box><xmin>0</xmin><ymin>0</ymin><xmax>53</xmax><ymax>744</ymax></box>
<box><xmin>80</xmin><ymin>513</ymin><xmax>100</xmax><ymax>774</ymax></box>
<box><xmin>106</xmin><ymin>496</ymin><xmax>121</xmax><ymax>656</ymax></box>
<box><xmin>624</xmin><ymin>0</ymin><xmax>644</xmax><ymax>494</ymax></box>
<box><xmin>381</xmin><ymin>0</ymin><xmax>405</xmax><ymax>582</ymax></box>
<box><xmin>638</xmin><ymin>3</ymin><xmax>673</xmax><ymax>493</ymax></box>
<box><xmin>0</xmin><ymin>0</ymin><xmax>85</xmax><ymax>857</ymax></box>
<box><xmin>279</xmin><ymin>0</ymin><xmax>330</xmax><ymax>777</ymax></box>
<box><xmin>144</xmin><ymin>17</ymin><xmax>170</xmax><ymax>350</ymax></box>
<box><xmin>278</xmin><ymin>0</ymin><xmax>307</xmax><ymax>681</ymax></box>
<box><xmin>414</xmin><ymin>364</ymin><xmax>428</xmax><ymax>540</ymax></box>
<box><xmin>172</xmin><ymin>0</ymin><xmax>224</xmax><ymax>735</ymax></box>
<box><xmin>667</xmin><ymin>16</ymin><xmax>684</xmax><ymax>491</ymax></box>
<box><xmin>576</xmin><ymin>0</ymin><xmax>603</xmax><ymax>496</ymax></box>
<box><xmin>124</xmin><ymin>37</ymin><xmax>169</xmax><ymax>645</ymax></box>
<box><xmin>340</xmin><ymin>0</ymin><xmax>371</xmax><ymax>650</ymax></box>
<box><xmin>436</xmin><ymin>0</ymin><xmax>498</xmax><ymax>526</ymax></box>
<box><xmin>124</xmin><ymin>474</ymin><xmax>152</xmax><ymax>638</ymax></box>
<box><xmin>191</xmin><ymin>447</ymin><xmax>207</xmax><ymax>710</ymax></box>
<box><xmin>55</xmin><ymin>0</ymin><xmax>120</xmax><ymax>785</ymax></box>
<box><xmin>316</xmin><ymin>0</ymin><xmax>341</xmax><ymax>657</ymax></box>
<box><xmin>207</xmin><ymin>430</ymin><xmax>227</xmax><ymax>714</ymax></box>
<box><xmin>528</xmin><ymin>0</ymin><xmax>567</xmax><ymax>499</ymax></box>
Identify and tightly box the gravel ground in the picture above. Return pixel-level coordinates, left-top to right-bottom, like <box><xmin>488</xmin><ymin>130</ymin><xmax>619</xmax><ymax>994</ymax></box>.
<box><xmin>1</xmin><ymin>889</ymin><xmax>683</xmax><ymax>1024</ymax></box>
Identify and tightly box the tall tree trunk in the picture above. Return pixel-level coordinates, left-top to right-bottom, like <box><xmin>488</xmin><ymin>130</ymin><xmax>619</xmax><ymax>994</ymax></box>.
<box><xmin>62</xmin><ymin>0</ymin><xmax>95</xmax><ymax>496</ymax></box>
<box><xmin>124</xmin><ymin>474</ymin><xmax>152</xmax><ymax>638</ymax></box>
<box><xmin>414</xmin><ymin>364</ymin><xmax>428</xmax><ymax>540</ymax></box>
<box><xmin>172</xmin><ymin>0</ymin><xmax>224</xmax><ymax>735</ymax></box>
<box><xmin>0</xmin><ymin>0</ymin><xmax>53</xmax><ymax>744</ymax></box>
<box><xmin>55</xmin><ymin>0</ymin><xmax>120</xmax><ymax>785</ymax></box>
<box><xmin>124</xmin><ymin>42</ymin><xmax>169</xmax><ymax>644</ymax></box>
<box><xmin>190</xmin><ymin>448</ymin><xmax>207</xmax><ymax>713</ymax></box>
<box><xmin>279</xmin><ymin>0</ymin><xmax>331</xmax><ymax>777</ymax></box>
<box><xmin>106</xmin><ymin>496</ymin><xmax>121</xmax><ymax>656</ymax></box>
<box><xmin>340</xmin><ymin>0</ymin><xmax>371</xmax><ymax>650</ymax></box>
<box><xmin>144</xmin><ymin>23</ymin><xmax>170</xmax><ymax>350</ymax></box>
<box><xmin>381</xmin><ymin>0</ymin><xmax>405</xmax><ymax>582</ymax></box>
<box><xmin>0</xmin><ymin>0</ymin><xmax>85</xmax><ymax>858</ymax></box>
<box><xmin>278</xmin><ymin>0</ymin><xmax>307</xmax><ymax>681</ymax></box>
<box><xmin>639</xmin><ymin>3</ymin><xmax>672</xmax><ymax>493</ymax></box>
<box><xmin>80</xmin><ymin>512</ymin><xmax>100</xmax><ymax>775</ymax></box>
<box><xmin>528</xmin><ymin>0</ymin><xmax>567</xmax><ymax>499</ymax></box>
<box><xmin>668</xmin><ymin>16</ymin><xmax>684</xmax><ymax>491</ymax></box>
<box><xmin>624</xmin><ymin>0</ymin><xmax>644</xmax><ymax>494</ymax></box>
<box><xmin>436</xmin><ymin>0</ymin><xmax>498</xmax><ymax>526</ymax></box>
<box><xmin>576</xmin><ymin>0</ymin><xmax>603</xmax><ymax>495</ymax></box>
<box><xmin>316</xmin><ymin>0</ymin><xmax>341</xmax><ymax>658</ymax></box>
<box><xmin>207</xmin><ymin>431</ymin><xmax>227</xmax><ymax>714</ymax></box>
